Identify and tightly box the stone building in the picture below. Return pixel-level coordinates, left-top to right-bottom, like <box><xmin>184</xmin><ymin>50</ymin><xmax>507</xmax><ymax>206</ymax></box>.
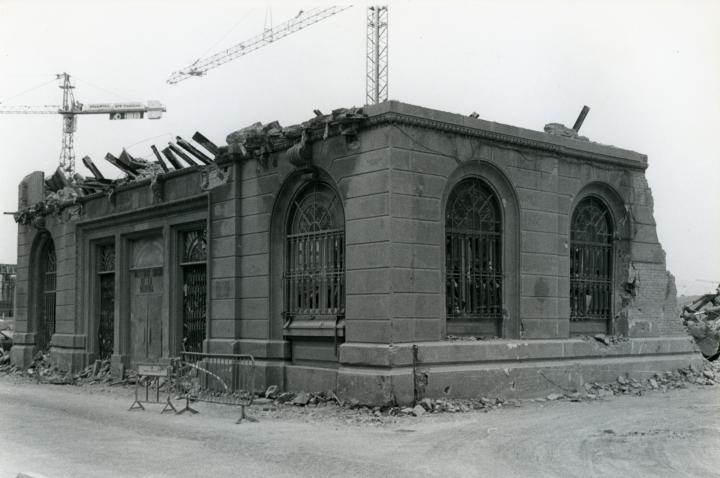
<box><xmin>11</xmin><ymin>101</ymin><xmax>699</xmax><ymax>403</ymax></box>
<box><xmin>0</xmin><ymin>264</ymin><xmax>16</xmax><ymax>318</ymax></box>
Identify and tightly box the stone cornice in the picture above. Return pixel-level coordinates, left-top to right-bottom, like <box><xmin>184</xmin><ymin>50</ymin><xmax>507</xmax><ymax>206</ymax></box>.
<box><xmin>363</xmin><ymin>110</ymin><xmax>649</xmax><ymax>171</ymax></box>
<box><xmin>75</xmin><ymin>193</ymin><xmax>207</xmax><ymax>230</ymax></box>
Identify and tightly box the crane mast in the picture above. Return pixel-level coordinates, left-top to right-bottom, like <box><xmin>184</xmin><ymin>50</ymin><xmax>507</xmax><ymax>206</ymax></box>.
<box><xmin>167</xmin><ymin>5</ymin><xmax>389</xmax><ymax>106</ymax></box>
<box><xmin>59</xmin><ymin>73</ymin><xmax>77</xmax><ymax>173</ymax></box>
<box><xmin>0</xmin><ymin>73</ymin><xmax>166</xmax><ymax>174</ymax></box>
<box><xmin>366</xmin><ymin>6</ymin><xmax>388</xmax><ymax>105</ymax></box>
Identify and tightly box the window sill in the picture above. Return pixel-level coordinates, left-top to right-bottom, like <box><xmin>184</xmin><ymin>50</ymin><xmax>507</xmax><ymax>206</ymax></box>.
<box><xmin>283</xmin><ymin>318</ymin><xmax>345</xmax><ymax>338</ymax></box>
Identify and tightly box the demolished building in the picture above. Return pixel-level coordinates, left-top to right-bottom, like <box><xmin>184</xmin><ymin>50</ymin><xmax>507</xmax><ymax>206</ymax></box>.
<box><xmin>10</xmin><ymin>101</ymin><xmax>701</xmax><ymax>403</ymax></box>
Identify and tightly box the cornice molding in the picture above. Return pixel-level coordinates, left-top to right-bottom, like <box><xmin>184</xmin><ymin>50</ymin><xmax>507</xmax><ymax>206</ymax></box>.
<box><xmin>75</xmin><ymin>193</ymin><xmax>207</xmax><ymax>230</ymax></box>
<box><xmin>364</xmin><ymin>111</ymin><xmax>648</xmax><ymax>171</ymax></box>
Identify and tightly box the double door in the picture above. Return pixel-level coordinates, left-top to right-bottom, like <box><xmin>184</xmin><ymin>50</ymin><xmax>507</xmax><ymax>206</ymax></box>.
<box><xmin>130</xmin><ymin>267</ymin><xmax>163</xmax><ymax>363</ymax></box>
<box><xmin>129</xmin><ymin>236</ymin><xmax>165</xmax><ymax>364</ymax></box>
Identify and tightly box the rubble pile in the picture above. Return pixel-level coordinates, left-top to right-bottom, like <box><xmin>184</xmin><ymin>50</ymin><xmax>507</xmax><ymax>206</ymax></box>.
<box><xmin>564</xmin><ymin>362</ymin><xmax>718</xmax><ymax>400</ymax></box>
<box><xmin>681</xmin><ymin>284</ymin><xmax>720</xmax><ymax>360</ymax></box>
<box><xmin>13</xmin><ymin>131</ymin><xmax>221</xmax><ymax>227</ymax></box>
<box><xmin>225</xmin><ymin>107</ymin><xmax>367</xmax><ymax>165</ymax></box>
<box><xmin>7</xmin><ymin>351</ymin><xmax>75</xmax><ymax>384</ymax></box>
<box><xmin>74</xmin><ymin>359</ymin><xmax>115</xmax><ymax>385</ymax></box>
<box><xmin>0</xmin><ymin>355</ymin><xmax>140</xmax><ymax>387</ymax></box>
<box><xmin>543</xmin><ymin>123</ymin><xmax>589</xmax><ymax>142</ymax></box>
<box><xmin>14</xmin><ymin>107</ymin><xmax>367</xmax><ymax>227</ymax></box>
<box><xmin>252</xmin><ymin>360</ymin><xmax>719</xmax><ymax>422</ymax></box>
<box><xmin>0</xmin><ymin>349</ymin><xmax>11</xmax><ymax>369</ymax></box>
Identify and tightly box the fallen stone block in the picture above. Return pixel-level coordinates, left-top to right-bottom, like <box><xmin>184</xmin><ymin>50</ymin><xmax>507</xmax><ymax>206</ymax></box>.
<box><xmin>265</xmin><ymin>385</ymin><xmax>279</xmax><ymax>399</ymax></box>
<box><xmin>292</xmin><ymin>392</ymin><xmax>310</xmax><ymax>406</ymax></box>
<box><xmin>412</xmin><ymin>405</ymin><xmax>425</xmax><ymax>417</ymax></box>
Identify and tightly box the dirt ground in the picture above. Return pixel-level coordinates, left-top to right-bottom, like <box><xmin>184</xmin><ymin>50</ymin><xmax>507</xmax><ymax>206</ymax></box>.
<box><xmin>1</xmin><ymin>374</ymin><xmax>719</xmax><ymax>478</ymax></box>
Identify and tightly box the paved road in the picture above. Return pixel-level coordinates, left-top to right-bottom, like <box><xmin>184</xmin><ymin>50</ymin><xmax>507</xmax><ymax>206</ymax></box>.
<box><xmin>1</xmin><ymin>376</ymin><xmax>719</xmax><ymax>478</ymax></box>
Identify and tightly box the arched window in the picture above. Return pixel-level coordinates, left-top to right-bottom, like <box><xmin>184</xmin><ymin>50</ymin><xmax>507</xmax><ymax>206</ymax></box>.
<box><xmin>570</xmin><ymin>196</ymin><xmax>613</xmax><ymax>332</ymax></box>
<box><xmin>446</xmin><ymin>178</ymin><xmax>502</xmax><ymax>330</ymax></box>
<box><xmin>284</xmin><ymin>182</ymin><xmax>345</xmax><ymax>318</ymax></box>
<box><xmin>37</xmin><ymin>240</ymin><xmax>56</xmax><ymax>351</ymax></box>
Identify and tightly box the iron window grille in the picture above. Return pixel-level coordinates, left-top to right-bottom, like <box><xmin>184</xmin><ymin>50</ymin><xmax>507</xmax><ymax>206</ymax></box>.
<box><xmin>39</xmin><ymin>244</ymin><xmax>57</xmax><ymax>351</ymax></box>
<box><xmin>181</xmin><ymin>228</ymin><xmax>207</xmax><ymax>353</ymax></box>
<box><xmin>284</xmin><ymin>182</ymin><xmax>345</xmax><ymax>319</ymax></box>
<box><xmin>446</xmin><ymin>179</ymin><xmax>503</xmax><ymax>320</ymax></box>
<box><xmin>570</xmin><ymin>196</ymin><xmax>613</xmax><ymax>322</ymax></box>
<box><xmin>97</xmin><ymin>245</ymin><xmax>115</xmax><ymax>359</ymax></box>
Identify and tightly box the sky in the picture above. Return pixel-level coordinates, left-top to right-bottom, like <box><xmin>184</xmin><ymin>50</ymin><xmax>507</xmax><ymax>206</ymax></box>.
<box><xmin>0</xmin><ymin>0</ymin><xmax>718</xmax><ymax>295</ymax></box>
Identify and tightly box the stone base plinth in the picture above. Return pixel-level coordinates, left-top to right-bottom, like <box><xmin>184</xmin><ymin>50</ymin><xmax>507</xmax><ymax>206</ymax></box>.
<box><xmin>331</xmin><ymin>336</ymin><xmax>702</xmax><ymax>405</ymax></box>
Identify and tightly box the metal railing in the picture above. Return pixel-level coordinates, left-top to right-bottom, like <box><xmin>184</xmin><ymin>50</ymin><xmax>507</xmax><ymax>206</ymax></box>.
<box><xmin>176</xmin><ymin>352</ymin><xmax>256</xmax><ymax>423</ymax></box>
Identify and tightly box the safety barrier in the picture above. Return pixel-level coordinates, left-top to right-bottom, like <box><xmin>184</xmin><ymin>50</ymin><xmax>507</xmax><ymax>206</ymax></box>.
<box><xmin>128</xmin><ymin>364</ymin><xmax>177</xmax><ymax>414</ymax></box>
<box><xmin>176</xmin><ymin>352</ymin><xmax>256</xmax><ymax>423</ymax></box>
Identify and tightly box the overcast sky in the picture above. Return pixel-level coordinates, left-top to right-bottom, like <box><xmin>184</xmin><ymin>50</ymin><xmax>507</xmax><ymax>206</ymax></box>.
<box><xmin>0</xmin><ymin>0</ymin><xmax>718</xmax><ymax>295</ymax></box>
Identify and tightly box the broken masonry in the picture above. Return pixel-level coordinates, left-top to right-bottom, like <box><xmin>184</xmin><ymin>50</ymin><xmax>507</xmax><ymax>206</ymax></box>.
<box><xmin>8</xmin><ymin>101</ymin><xmax>702</xmax><ymax>405</ymax></box>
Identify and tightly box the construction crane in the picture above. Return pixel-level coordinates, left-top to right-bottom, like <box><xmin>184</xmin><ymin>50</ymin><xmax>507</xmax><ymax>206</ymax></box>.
<box><xmin>0</xmin><ymin>73</ymin><xmax>166</xmax><ymax>174</ymax></box>
<box><xmin>366</xmin><ymin>6</ymin><xmax>388</xmax><ymax>104</ymax></box>
<box><xmin>167</xmin><ymin>5</ymin><xmax>389</xmax><ymax>105</ymax></box>
<box><xmin>167</xmin><ymin>6</ymin><xmax>352</xmax><ymax>84</ymax></box>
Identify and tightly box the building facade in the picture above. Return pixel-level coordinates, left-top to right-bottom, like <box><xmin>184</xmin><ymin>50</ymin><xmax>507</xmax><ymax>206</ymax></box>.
<box><xmin>11</xmin><ymin>102</ymin><xmax>700</xmax><ymax>403</ymax></box>
<box><xmin>0</xmin><ymin>264</ymin><xmax>16</xmax><ymax>318</ymax></box>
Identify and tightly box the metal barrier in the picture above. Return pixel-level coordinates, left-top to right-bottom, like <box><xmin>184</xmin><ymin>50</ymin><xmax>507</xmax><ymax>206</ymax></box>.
<box><xmin>177</xmin><ymin>352</ymin><xmax>256</xmax><ymax>423</ymax></box>
<box><xmin>129</xmin><ymin>364</ymin><xmax>177</xmax><ymax>414</ymax></box>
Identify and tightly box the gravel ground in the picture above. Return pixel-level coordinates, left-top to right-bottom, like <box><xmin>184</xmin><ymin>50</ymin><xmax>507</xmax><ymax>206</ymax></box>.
<box><xmin>1</xmin><ymin>364</ymin><xmax>719</xmax><ymax>478</ymax></box>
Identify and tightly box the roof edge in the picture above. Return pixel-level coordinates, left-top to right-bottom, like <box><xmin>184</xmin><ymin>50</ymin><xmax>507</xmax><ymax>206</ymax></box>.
<box><xmin>362</xmin><ymin>101</ymin><xmax>648</xmax><ymax>170</ymax></box>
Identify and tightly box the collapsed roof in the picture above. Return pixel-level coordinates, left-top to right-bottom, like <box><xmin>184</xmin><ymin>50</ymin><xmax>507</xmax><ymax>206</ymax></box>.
<box><xmin>12</xmin><ymin>107</ymin><xmax>368</xmax><ymax>226</ymax></box>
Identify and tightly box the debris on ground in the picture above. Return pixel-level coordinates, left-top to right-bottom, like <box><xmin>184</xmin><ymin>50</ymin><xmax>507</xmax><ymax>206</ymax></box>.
<box><xmin>245</xmin><ymin>360</ymin><xmax>720</xmax><ymax>424</ymax></box>
<box><xmin>1</xmin><ymin>355</ymin><xmax>718</xmax><ymax>425</ymax></box>
<box><xmin>681</xmin><ymin>284</ymin><xmax>720</xmax><ymax>360</ymax></box>
<box><xmin>446</xmin><ymin>335</ymin><xmax>499</xmax><ymax>341</ymax></box>
<box><xmin>0</xmin><ymin>354</ymin><xmax>135</xmax><ymax>386</ymax></box>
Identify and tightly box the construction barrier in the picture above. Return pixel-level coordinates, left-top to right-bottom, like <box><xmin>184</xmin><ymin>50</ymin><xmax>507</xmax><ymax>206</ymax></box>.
<box><xmin>176</xmin><ymin>352</ymin><xmax>256</xmax><ymax>423</ymax></box>
<box><xmin>128</xmin><ymin>364</ymin><xmax>177</xmax><ymax>414</ymax></box>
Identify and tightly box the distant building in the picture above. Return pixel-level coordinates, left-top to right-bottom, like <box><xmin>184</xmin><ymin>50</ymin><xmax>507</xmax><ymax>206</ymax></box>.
<box><xmin>10</xmin><ymin>102</ymin><xmax>700</xmax><ymax>403</ymax></box>
<box><xmin>0</xmin><ymin>264</ymin><xmax>16</xmax><ymax>318</ymax></box>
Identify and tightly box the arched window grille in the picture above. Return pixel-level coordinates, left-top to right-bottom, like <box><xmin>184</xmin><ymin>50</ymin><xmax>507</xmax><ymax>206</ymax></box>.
<box><xmin>570</xmin><ymin>196</ymin><xmax>613</xmax><ymax>325</ymax></box>
<box><xmin>284</xmin><ymin>182</ymin><xmax>345</xmax><ymax>318</ymax></box>
<box><xmin>181</xmin><ymin>227</ymin><xmax>207</xmax><ymax>353</ymax></box>
<box><xmin>38</xmin><ymin>242</ymin><xmax>56</xmax><ymax>351</ymax></box>
<box><xmin>446</xmin><ymin>178</ymin><xmax>502</xmax><ymax>321</ymax></box>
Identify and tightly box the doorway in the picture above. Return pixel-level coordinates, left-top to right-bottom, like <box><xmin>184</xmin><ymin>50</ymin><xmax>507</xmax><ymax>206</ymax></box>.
<box><xmin>129</xmin><ymin>236</ymin><xmax>164</xmax><ymax>364</ymax></box>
